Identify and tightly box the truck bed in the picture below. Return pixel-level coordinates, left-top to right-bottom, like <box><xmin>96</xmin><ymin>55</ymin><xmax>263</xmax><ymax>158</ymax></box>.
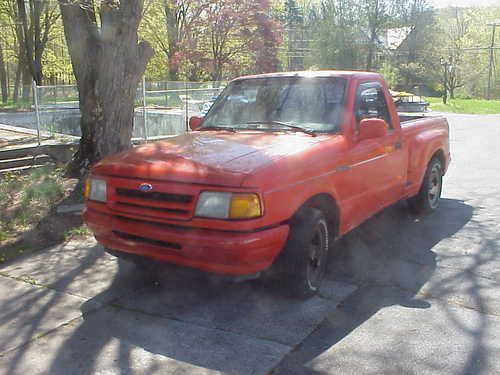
<box><xmin>399</xmin><ymin>112</ymin><xmax>448</xmax><ymax>138</ymax></box>
<box><xmin>398</xmin><ymin>112</ymin><xmax>438</xmax><ymax>124</ymax></box>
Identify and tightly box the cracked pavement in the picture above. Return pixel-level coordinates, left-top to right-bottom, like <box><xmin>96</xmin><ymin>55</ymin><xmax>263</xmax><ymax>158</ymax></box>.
<box><xmin>1</xmin><ymin>113</ymin><xmax>499</xmax><ymax>374</ymax></box>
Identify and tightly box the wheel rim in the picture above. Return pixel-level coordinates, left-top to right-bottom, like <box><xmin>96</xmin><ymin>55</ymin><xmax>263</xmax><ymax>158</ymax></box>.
<box><xmin>306</xmin><ymin>221</ymin><xmax>328</xmax><ymax>291</ymax></box>
<box><xmin>428</xmin><ymin>164</ymin><xmax>442</xmax><ymax>209</ymax></box>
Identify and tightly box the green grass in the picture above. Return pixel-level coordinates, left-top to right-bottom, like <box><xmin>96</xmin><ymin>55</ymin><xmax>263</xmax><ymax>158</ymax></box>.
<box><xmin>138</xmin><ymin>93</ymin><xmax>183</xmax><ymax>107</ymax></box>
<box><xmin>0</xmin><ymin>98</ymin><xmax>32</xmax><ymax>111</ymax></box>
<box><xmin>0</xmin><ymin>97</ymin><xmax>79</xmax><ymax>111</ymax></box>
<box><xmin>428</xmin><ymin>97</ymin><xmax>500</xmax><ymax>114</ymax></box>
<box><xmin>0</xmin><ymin>166</ymin><xmax>66</xmax><ymax>240</ymax></box>
<box><xmin>0</xmin><ymin>165</ymin><xmax>84</xmax><ymax>263</ymax></box>
<box><xmin>64</xmin><ymin>225</ymin><xmax>91</xmax><ymax>240</ymax></box>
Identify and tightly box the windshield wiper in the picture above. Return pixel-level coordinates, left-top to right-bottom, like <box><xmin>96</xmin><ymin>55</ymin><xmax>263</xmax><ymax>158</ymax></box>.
<box><xmin>200</xmin><ymin>125</ymin><xmax>236</xmax><ymax>133</ymax></box>
<box><xmin>244</xmin><ymin>121</ymin><xmax>317</xmax><ymax>137</ymax></box>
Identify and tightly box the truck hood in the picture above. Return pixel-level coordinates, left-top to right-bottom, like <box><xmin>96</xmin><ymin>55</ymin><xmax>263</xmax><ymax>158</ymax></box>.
<box><xmin>92</xmin><ymin>131</ymin><xmax>323</xmax><ymax>186</ymax></box>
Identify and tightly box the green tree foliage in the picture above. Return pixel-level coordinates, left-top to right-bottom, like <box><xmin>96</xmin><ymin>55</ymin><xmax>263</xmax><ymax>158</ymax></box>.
<box><xmin>306</xmin><ymin>0</ymin><xmax>362</xmax><ymax>69</ymax></box>
<box><xmin>438</xmin><ymin>7</ymin><xmax>500</xmax><ymax>98</ymax></box>
<box><xmin>0</xmin><ymin>0</ymin><xmax>499</xmax><ymax>99</ymax></box>
<box><xmin>14</xmin><ymin>0</ymin><xmax>60</xmax><ymax>85</ymax></box>
<box><xmin>302</xmin><ymin>1</ymin><xmax>499</xmax><ymax>98</ymax></box>
<box><xmin>379</xmin><ymin>61</ymin><xmax>400</xmax><ymax>88</ymax></box>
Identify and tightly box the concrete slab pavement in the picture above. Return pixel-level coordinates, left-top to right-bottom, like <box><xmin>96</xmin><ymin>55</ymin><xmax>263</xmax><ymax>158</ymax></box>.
<box><xmin>115</xmin><ymin>276</ymin><xmax>356</xmax><ymax>346</ymax></box>
<box><xmin>0</xmin><ymin>239</ymin><xmax>146</xmax><ymax>304</ymax></box>
<box><xmin>0</xmin><ymin>238</ymin><xmax>358</xmax><ymax>375</ymax></box>
<box><xmin>274</xmin><ymin>289</ymin><xmax>500</xmax><ymax>375</ymax></box>
<box><xmin>0</xmin><ymin>306</ymin><xmax>291</xmax><ymax>375</ymax></box>
<box><xmin>0</xmin><ymin>275</ymin><xmax>100</xmax><ymax>354</ymax></box>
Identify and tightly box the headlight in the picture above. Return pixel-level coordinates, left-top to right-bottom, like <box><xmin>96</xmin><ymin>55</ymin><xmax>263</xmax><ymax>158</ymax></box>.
<box><xmin>84</xmin><ymin>178</ymin><xmax>107</xmax><ymax>203</ymax></box>
<box><xmin>195</xmin><ymin>192</ymin><xmax>261</xmax><ymax>219</ymax></box>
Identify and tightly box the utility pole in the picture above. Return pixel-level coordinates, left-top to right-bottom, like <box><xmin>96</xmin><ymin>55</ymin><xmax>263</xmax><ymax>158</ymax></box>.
<box><xmin>463</xmin><ymin>20</ymin><xmax>500</xmax><ymax>100</ymax></box>
<box><xmin>487</xmin><ymin>22</ymin><xmax>499</xmax><ymax>100</ymax></box>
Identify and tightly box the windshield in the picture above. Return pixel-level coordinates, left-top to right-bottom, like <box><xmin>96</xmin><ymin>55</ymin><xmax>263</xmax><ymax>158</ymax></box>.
<box><xmin>202</xmin><ymin>77</ymin><xmax>347</xmax><ymax>133</ymax></box>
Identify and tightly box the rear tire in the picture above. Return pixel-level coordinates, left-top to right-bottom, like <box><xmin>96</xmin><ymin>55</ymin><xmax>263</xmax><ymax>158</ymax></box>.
<box><xmin>408</xmin><ymin>157</ymin><xmax>443</xmax><ymax>215</ymax></box>
<box><xmin>272</xmin><ymin>207</ymin><xmax>329</xmax><ymax>298</ymax></box>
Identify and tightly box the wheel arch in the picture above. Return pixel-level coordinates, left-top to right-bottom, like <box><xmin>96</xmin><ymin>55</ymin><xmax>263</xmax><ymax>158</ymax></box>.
<box><xmin>292</xmin><ymin>193</ymin><xmax>340</xmax><ymax>239</ymax></box>
<box><xmin>430</xmin><ymin>148</ymin><xmax>445</xmax><ymax>174</ymax></box>
<box><xmin>408</xmin><ymin>124</ymin><xmax>449</xmax><ymax>189</ymax></box>
<box><xmin>405</xmin><ymin>146</ymin><xmax>445</xmax><ymax>201</ymax></box>
<box><xmin>418</xmin><ymin>147</ymin><xmax>446</xmax><ymax>187</ymax></box>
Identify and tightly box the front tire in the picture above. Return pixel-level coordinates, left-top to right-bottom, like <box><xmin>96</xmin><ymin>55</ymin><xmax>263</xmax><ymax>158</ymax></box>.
<box><xmin>408</xmin><ymin>157</ymin><xmax>443</xmax><ymax>215</ymax></box>
<box><xmin>104</xmin><ymin>247</ymin><xmax>156</xmax><ymax>272</ymax></box>
<box><xmin>272</xmin><ymin>207</ymin><xmax>329</xmax><ymax>298</ymax></box>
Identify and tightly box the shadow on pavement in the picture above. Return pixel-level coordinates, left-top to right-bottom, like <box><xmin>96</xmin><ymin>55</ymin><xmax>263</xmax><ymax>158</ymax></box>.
<box><xmin>273</xmin><ymin>198</ymin><xmax>483</xmax><ymax>374</ymax></box>
<box><xmin>1</xmin><ymin>198</ymin><xmax>476</xmax><ymax>374</ymax></box>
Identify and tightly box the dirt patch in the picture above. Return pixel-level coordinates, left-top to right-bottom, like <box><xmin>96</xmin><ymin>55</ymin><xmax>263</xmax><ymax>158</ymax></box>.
<box><xmin>0</xmin><ymin>166</ymin><xmax>88</xmax><ymax>263</ymax></box>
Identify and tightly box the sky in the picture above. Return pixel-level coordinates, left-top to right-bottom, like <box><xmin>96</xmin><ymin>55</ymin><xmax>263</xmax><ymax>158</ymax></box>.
<box><xmin>429</xmin><ymin>0</ymin><xmax>500</xmax><ymax>8</ymax></box>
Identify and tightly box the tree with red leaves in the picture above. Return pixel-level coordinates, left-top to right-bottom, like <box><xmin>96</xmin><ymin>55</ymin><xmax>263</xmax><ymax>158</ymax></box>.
<box><xmin>252</xmin><ymin>0</ymin><xmax>282</xmax><ymax>74</ymax></box>
<box><xmin>201</xmin><ymin>0</ymin><xmax>281</xmax><ymax>81</ymax></box>
<box><xmin>163</xmin><ymin>0</ymin><xmax>209</xmax><ymax>80</ymax></box>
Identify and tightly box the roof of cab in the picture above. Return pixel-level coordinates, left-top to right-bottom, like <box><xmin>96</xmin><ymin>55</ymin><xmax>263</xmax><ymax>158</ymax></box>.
<box><xmin>231</xmin><ymin>70</ymin><xmax>382</xmax><ymax>82</ymax></box>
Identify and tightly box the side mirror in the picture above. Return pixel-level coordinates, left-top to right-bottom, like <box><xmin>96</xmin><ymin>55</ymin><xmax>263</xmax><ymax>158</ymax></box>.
<box><xmin>358</xmin><ymin>118</ymin><xmax>387</xmax><ymax>141</ymax></box>
<box><xmin>189</xmin><ymin>116</ymin><xmax>204</xmax><ymax>131</ymax></box>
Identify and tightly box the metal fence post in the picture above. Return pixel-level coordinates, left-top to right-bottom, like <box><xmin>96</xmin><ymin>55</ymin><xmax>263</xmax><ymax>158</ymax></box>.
<box><xmin>165</xmin><ymin>81</ymin><xmax>169</xmax><ymax>106</ymax></box>
<box><xmin>185</xmin><ymin>81</ymin><xmax>189</xmax><ymax>132</ymax></box>
<box><xmin>52</xmin><ymin>85</ymin><xmax>55</xmax><ymax>106</ymax></box>
<box><xmin>142</xmin><ymin>76</ymin><xmax>148</xmax><ymax>141</ymax></box>
<box><xmin>32</xmin><ymin>80</ymin><xmax>41</xmax><ymax>146</ymax></box>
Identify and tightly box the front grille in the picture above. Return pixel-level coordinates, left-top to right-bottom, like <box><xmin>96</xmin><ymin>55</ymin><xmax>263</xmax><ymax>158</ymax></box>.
<box><xmin>116</xmin><ymin>188</ymin><xmax>192</xmax><ymax>204</ymax></box>
<box><xmin>114</xmin><ymin>201</ymin><xmax>189</xmax><ymax>215</ymax></box>
<box><xmin>108</xmin><ymin>179</ymin><xmax>197</xmax><ymax>221</ymax></box>
<box><xmin>113</xmin><ymin>230</ymin><xmax>182</xmax><ymax>250</ymax></box>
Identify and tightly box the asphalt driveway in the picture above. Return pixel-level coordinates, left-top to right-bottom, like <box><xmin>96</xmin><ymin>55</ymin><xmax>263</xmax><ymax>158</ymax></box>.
<box><xmin>1</xmin><ymin>113</ymin><xmax>499</xmax><ymax>374</ymax></box>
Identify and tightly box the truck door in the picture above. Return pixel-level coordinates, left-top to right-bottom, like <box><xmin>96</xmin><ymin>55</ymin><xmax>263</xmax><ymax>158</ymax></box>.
<box><xmin>345</xmin><ymin>81</ymin><xmax>405</xmax><ymax>226</ymax></box>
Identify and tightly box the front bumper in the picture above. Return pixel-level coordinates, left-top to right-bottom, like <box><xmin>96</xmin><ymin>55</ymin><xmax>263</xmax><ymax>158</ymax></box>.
<box><xmin>83</xmin><ymin>208</ymin><xmax>289</xmax><ymax>275</ymax></box>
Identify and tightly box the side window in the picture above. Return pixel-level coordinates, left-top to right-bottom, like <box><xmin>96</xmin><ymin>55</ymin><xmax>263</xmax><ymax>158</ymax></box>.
<box><xmin>354</xmin><ymin>82</ymin><xmax>392</xmax><ymax>130</ymax></box>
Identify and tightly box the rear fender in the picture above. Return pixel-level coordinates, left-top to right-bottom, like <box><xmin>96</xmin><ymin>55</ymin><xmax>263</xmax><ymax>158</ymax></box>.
<box><xmin>408</xmin><ymin>128</ymin><xmax>448</xmax><ymax>192</ymax></box>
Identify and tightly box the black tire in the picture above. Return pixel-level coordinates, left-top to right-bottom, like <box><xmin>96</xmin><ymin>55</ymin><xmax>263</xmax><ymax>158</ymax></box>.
<box><xmin>272</xmin><ymin>207</ymin><xmax>329</xmax><ymax>298</ymax></box>
<box><xmin>408</xmin><ymin>157</ymin><xmax>443</xmax><ymax>215</ymax></box>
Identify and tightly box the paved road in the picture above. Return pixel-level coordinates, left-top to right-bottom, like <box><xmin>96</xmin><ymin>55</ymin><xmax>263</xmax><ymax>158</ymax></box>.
<box><xmin>1</xmin><ymin>114</ymin><xmax>499</xmax><ymax>374</ymax></box>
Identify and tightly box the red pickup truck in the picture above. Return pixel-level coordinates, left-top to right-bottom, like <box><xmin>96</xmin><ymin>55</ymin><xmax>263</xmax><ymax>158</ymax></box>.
<box><xmin>83</xmin><ymin>71</ymin><xmax>450</xmax><ymax>297</ymax></box>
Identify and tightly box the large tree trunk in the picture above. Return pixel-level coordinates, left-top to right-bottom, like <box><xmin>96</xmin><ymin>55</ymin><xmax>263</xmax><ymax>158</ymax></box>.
<box><xmin>32</xmin><ymin>0</ymin><xmax>44</xmax><ymax>84</ymax></box>
<box><xmin>16</xmin><ymin>0</ymin><xmax>36</xmax><ymax>84</ymax></box>
<box><xmin>0</xmin><ymin>43</ymin><xmax>8</xmax><ymax>103</ymax></box>
<box><xmin>211</xmin><ymin>48</ymin><xmax>224</xmax><ymax>81</ymax></box>
<box><xmin>21</xmin><ymin>65</ymin><xmax>32</xmax><ymax>102</ymax></box>
<box><xmin>12</xmin><ymin>61</ymin><xmax>21</xmax><ymax>103</ymax></box>
<box><xmin>168</xmin><ymin>58</ymin><xmax>180</xmax><ymax>80</ymax></box>
<box><xmin>366</xmin><ymin>40</ymin><xmax>375</xmax><ymax>71</ymax></box>
<box><xmin>365</xmin><ymin>0</ymin><xmax>380</xmax><ymax>71</ymax></box>
<box><xmin>366</xmin><ymin>26</ymin><xmax>378</xmax><ymax>70</ymax></box>
<box><xmin>12</xmin><ymin>5</ymin><xmax>24</xmax><ymax>103</ymax></box>
<box><xmin>59</xmin><ymin>0</ymin><xmax>153</xmax><ymax>175</ymax></box>
<box><xmin>165</xmin><ymin>0</ymin><xmax>180</xmax><ymax>80</ymax></box>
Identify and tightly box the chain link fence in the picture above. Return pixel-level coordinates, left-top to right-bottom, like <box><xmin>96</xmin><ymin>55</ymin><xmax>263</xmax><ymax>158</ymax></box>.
<box><xmin>136</xmin><ymin>80</ymin><xmax>225</xmax><ymax>140</ymax></box>
<box><xmin>0</xmin><ymin>80</ymin><xmax>227</xmax><ymax>144</ymax></box>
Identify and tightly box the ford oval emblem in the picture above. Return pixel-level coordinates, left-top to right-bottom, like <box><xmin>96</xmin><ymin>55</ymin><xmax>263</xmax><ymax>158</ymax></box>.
<box><xmin>138</xmin><ymin>183</ymin><xmax>153</xmax><ymax>192</ymax></box>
